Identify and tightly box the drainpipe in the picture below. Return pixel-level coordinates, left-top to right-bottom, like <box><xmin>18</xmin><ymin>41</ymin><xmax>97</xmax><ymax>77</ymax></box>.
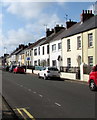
<box><xmin>80</xmin><ymin>32</ymin><xmax>84</xmax><ymax>81</ymax></box>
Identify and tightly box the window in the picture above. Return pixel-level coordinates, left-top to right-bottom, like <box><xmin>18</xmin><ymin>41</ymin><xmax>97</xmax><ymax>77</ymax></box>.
<box><xmin>47</xmin><ymin>45</ymin><xmax>49</xmax><ymax>54</ymax></box>
<box><xmin>52</xmin><ymin>60</ymin><xmax>56</xmax><ymax>66</ymax></box>
<box><xmin>42</xmin><ymin>46</ymin><xmax>44</xmax><ymax>55</ymax></box>
<box><xmin>88</xmin><ymin>56</ymin><xmax>93</xmax><ymax>66</ymax></box>
<box><xmin>26</xmin><ymin>52</ymin><xmax>27</xmax><ymax>57</ymax></box>
<box><xmin>47</xmin><ymin>58</ymin><xmax>50</xmax><ymax>66</ymax></box>
<box><xmin>38</xmin><ymin>47</ymin><xmax>40</xmax><ymax>55</ymax></box>
<box><xmin>67</xmin><ymin>39</ymin><xmax>71</xmax><ymax>51</ymax></box>
<box><xmin>30</xmin><ymin>50</ymin><xmax>31</xmax><ymax>56</ymax></box>
<box><xmin>34</xmin><ymin>48</ymin><xmax>37</xmax><ymax>56</ymax></box>
<box><xmin>77</xmin><ymin>36</ymin><xmax>81</xmax><ymax>49</ymax></box>
<box><xmin>58</xmin><ymin>43</ymin><xmax>61</xmax><ymax>50</ymax></box>
<box><xmin>52</xmin><ymin>44</ymin><xmax>56</xmax><ymax>51</ymax></box>
<box><xmin>34</xmin><ymin>61</ymin><xmax>37</xmax><ymax>66</ymax></box>
<box><xmin>67</xmin><ymin>58</ymin><xmax>71</xmax><ymax>67</ymax></box>
<box><xmin>88</xmin><ymin>33</ymin><xmax>93</xmax><ymax>47</ymax></box>
<box><xmin>38</xmin><ymin>59</ymin><xmax>40</xmax><ymax>66</ymax></box>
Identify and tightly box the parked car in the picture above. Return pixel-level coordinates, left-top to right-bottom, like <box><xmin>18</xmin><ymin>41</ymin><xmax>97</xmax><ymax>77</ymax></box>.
<box><xmin>38</xmin><ymin>67</ymin><xmax>60</xmax><ymax>80</ymax></box>
<box><xmin>2</xmin><ymin>65</ymin><xmax>10</xmax><ymax>71</ymax></box>
<box><xmin>13</xmin><ymin>66</ymin><xmax>25</xmax><ymax>73</ymax></box>
<box><xmin>88</xmin><ymin>65</ymin><xmax>97</xmax><ymax>91</ymax></box>
<box><xmin>9</xmin><ymin>65</ymin><xmax>17</xmax><ymax>72</ymax></box>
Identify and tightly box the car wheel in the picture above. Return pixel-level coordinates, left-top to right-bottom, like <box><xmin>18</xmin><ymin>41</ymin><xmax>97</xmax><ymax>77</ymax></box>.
<box><xmin>89</xmin><ymin>80</ymin><xmax>97</xmax><ymax>91</ymax></box>
<box><xmin>44</xmin><ymin>74</ymin><xmax>47</xmax><ymax>80</ymax></box>
<box><xmin>38</xmin><ymin>73</ymin><xmax>40</xmax><ymax>78</ymax></box>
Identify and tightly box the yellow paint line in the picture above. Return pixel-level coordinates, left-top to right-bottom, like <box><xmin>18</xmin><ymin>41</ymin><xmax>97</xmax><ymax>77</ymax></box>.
<box><xmin>22</xmin><ymin>108</ymin><xmax>35</xmax><ymax>120</ymax></box>
<box><xmin>17</xmin><ymin>108</ymin><xmax>27</xmax><ymax>120</ymax></box>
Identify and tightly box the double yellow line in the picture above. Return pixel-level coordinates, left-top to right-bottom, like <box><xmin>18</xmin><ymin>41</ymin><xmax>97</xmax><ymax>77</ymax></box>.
<box><xmin>16</xmin><ymin>108</ymin><xmax>35</xmax><ymax>120</ymax></box>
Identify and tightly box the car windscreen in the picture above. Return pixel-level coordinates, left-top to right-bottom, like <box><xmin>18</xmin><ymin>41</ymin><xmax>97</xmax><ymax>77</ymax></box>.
<box><xmin>48</xmin><ymin>67</ymin><xmax>58</xmax><ymax>71</ymax></box>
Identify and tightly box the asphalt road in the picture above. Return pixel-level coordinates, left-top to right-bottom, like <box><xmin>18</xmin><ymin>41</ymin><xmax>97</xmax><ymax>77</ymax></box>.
<box><xmin>2</xmin><ymin>71</ymin><xmax>96</xmax><ymax>119</ymax></box>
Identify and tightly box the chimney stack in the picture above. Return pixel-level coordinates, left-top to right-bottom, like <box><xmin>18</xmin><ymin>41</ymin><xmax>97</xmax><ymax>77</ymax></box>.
<box><xmin>80</xmin><ymin>10</ymin><xmax>94</xmax><ymax>23</ymax></box>
<box><xmin>66</xmin><ymin>19</ymin><xmax>77</xmax><ymax>29</ymax></box>
<box><xmin>46</xmin><ymin>28</ymin><xmax>54</xmax><ymax>37</ymax></box>
<box><xmin>54</xmin><ymin>24</ymin><xmax>65</xmax><ymax>33</ymax></box>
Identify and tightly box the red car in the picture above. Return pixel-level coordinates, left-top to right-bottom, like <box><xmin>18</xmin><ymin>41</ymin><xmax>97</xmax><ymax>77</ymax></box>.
<box><xmin>13</xmin><ymin>66</ymin><xmax>25</xmax><ymax>74</ymax></box>
<box><xmin>88</xmin><ymin>65</ymin><xmax>97</xmax><ymax>91</ymax></box>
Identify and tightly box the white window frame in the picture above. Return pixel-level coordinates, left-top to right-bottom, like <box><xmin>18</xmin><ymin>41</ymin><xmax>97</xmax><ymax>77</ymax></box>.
<box><xmin>52</xmin><ymin>60</ymin><xmax>56</xmax><ymax>66</ymax></box>
<box><xmin>34</xmin><ymin>48</ymin><xmax>37</xmax><ymax>56</ymax></box>
<box><xmin>58</xmin><ymin>42</ymin><xmax>61</xmax><ymax>50</ymax></box>
<box><xmin>77</xmin><ymin>36</ymin><xmax>81</xmax><ymax>49</ymax></box>
<box><xmin>88</xmin><ymin>56</ymin><xmax>93</xmax><ymax>66</ymax></box>
<box><xmin>52</xmin><ymin>44</ymin><xmax>56</xmax><ymax>52</ymax></box>
<box><xmin>67</xmin><ymin>39</ymin><xmax>71</xmax><ymax>51</ymax></box>
<box><xmin>67</xmin><ymin>58</ymin><xmax>71</xmax><ymax>67</ymax></box>
<box><xmin>88</xmin><ymin>33</ymin><xmax>93</xmax><ymax>48</ymax></box>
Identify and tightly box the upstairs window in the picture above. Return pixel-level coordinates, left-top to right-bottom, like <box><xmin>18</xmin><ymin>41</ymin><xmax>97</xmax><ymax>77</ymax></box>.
<box><xmin>47</xmin><ymin>45</ymin><xmax>49</xmax><ymax>54</ymax></box>
<box><xmin>30</xmin><ymin>50</ymin><xmax>31</xmax><ymax>56</ymax></box>
<box><xmin>38</xmin><ymin>47</ymin><xmax>40</xmax><ymax>55</ymax></box>
<box><xmin>77</xmin><ymin>36</ymin><xmax>81</xmax><ymax>49</ymax></box>
<box><xmin>52</xmin><ymin>44</ymin><xmax>56</xmax><ymax>52</ymax></box>
<box><xmin>34</xmin><ymin>48</ymin><xmax>37</xmax><ymax>56</ymax></box>
<box><xmin>67</xmin><ymin>39</ymin><xmax>71</xmax><ymax>51</ymax></box>
<box><xmin>88</xmin><ymin>33</ymin><xmax>93</xmax><ymax>48</ymax></box>
<box><xmin>42</xmin><ymin>46</ymin><xmax>44</xmax><ymax>55</ymax></box>
<box><xmin>58</xmin><ymin>43</ymin><xmax>61</xmax><ymax>50</ymax></box>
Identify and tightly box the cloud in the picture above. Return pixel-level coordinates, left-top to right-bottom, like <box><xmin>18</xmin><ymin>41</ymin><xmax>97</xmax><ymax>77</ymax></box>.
<box><xmin>88</xmin><ymin>5</ymin><xmax>94</xmax><ymax>13</ymax></box>
<box><xmin>1</xmin><ymin>2</ymin><xmax>64</xmax><ymax>56</ymax></box>
<box><xmin>5</xmin><ymin>2</ymin><xmax>50</xmax><ymax>20</ymax></box>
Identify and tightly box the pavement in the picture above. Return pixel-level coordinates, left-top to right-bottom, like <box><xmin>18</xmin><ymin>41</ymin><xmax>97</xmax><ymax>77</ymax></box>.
<box><xmin>0</xmin><ymin>95</ymin><xmax>20</xmax><ymax>120</ymax></box>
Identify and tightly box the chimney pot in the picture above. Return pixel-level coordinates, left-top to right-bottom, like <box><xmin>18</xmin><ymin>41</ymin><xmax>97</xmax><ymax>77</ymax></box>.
<box><xmin>83</xmin><ymin>10</ymin><xmax>84</xmax><ymax>14</ymax></box>
<box><xmin>85</xmin><ymin>10</ymin><xmax>87</xmax><ymax>14</ymax></box>
<box><xmin>90</xmin><ymin>10</ymin><xmax>92</xmax><ymax>14</ymax></box>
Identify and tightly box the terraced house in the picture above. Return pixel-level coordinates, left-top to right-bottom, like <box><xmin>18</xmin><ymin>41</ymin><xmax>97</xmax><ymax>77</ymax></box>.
<box><xmin>61</xmin><ymin>10</ymin><xmax>97</xmax><ymax>81</ymax></box>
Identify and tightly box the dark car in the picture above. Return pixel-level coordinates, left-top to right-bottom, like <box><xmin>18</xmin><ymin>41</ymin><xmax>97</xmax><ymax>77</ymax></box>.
<box><xmin>9</xmin><ymin>65</ymin><xmax>17</xmax><ymax>72</ymax></box>
<box><xmin>2</xmin><ymin>66</ymin><xmax>9</xmax><ymax>71</ymax></box>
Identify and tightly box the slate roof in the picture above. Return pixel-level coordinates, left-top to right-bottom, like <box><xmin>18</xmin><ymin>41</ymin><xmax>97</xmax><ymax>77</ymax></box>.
<box><xmin>41</xmin><ymin>29</ymin><xmax>65</xmax><ymax>45</ymax></box>
<box><xmin>41</xmin><ymin>15</ymin><xmax>97</xmax><ymax>45</ymax></box>
<box><xmin>61</xmin><ymin>15</ymin><xmax>97</xmax><ymax>39</ymax></box>
<box><xmin>25</xmin><ymin>37</ymin><xmax>46</xmax><ymax>50</ymax></box>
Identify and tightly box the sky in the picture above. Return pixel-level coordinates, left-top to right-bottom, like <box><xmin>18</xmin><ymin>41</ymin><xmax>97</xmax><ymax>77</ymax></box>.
<box><xmin>0</xmin><ymin>1</ymin><xmax>96</xmax><ymax>56</ymax></box>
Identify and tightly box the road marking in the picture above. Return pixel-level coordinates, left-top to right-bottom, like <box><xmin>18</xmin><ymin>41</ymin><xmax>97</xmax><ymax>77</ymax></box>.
<box><xmin>16</xmin><ymin>108</ymin><xmax>35</xmax><ymax>120</ymax></box>
<box><xmin>22</xmin><ymin>108</ymin><xmax>35</xmax><ymax>120</ymax></box>
<box><xmin>33</xmin><ymin>91</ymin><xmax>36</xmax><ymax>94</ymax></box>
<box><xmin>55</xmin><ymin>102</ymin><xmax>61</xmax><ymax>107</ymax></box>
<box><xmin>20</xmin><ymin>85</ymin><xmax>23</xmax><ymax>87</ymax></box>
<box><xmin>39</xmin><ymin>94</ymin><xmax>43</xmax><ymax>97</ymax></box>
<box><xmin>28</xmin><ymin>89</ymin><xmax>31</xmax><ymax>91</ymax></box>
<box><xmin>17</xmin><ymin>108</ymin><xmax>27</xmax><ymax>120</ymax></box>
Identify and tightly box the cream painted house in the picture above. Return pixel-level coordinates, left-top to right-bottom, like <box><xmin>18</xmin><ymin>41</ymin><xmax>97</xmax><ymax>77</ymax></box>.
<box><xmin>82</xmin><ymin>28</ymin><xmax>97</xmax><ymax>66</ymax></box>
<box><xmin>61</xmin><ymin>10</ymin><xmax>97</xmax><ymax>81</ymax></box>
<box><xmin>62</xmin><ymin>34</ymin><xmax>82</xmax><ymax>67</ymax></box>
<box><xmin>62</xmin><ymin>10</ymin><xmax>97</xmax><ymax>67</ymax></box>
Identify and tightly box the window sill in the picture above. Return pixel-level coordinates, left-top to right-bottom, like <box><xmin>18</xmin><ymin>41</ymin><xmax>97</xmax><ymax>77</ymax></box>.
<box><xmin>77</xmin><ymin>48</ymin><xmax>82</xmax><ymax>50</ymax></box>
<box><xmin>88</xmin><ymin>46</ymin><xmax>94</xmax><ymax>49</ymax></box>
<box><xmin>67</xmin><ymin>49</ymin><xmax>71</xmax><ymax>52</ymax></box>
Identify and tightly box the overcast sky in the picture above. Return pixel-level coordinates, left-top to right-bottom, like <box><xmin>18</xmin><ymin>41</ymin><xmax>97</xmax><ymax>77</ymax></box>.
<box><xmin>0</xmin><ymin>1</ymin><xmax>96</xmax><ymax>56</ymax></box>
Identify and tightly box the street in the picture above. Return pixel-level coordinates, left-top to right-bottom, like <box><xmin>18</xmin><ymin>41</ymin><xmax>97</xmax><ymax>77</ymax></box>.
<box><xmin>2</xmin><ymin>71</ymin><xmax>96</xmax><ymax>119</ymax></box>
